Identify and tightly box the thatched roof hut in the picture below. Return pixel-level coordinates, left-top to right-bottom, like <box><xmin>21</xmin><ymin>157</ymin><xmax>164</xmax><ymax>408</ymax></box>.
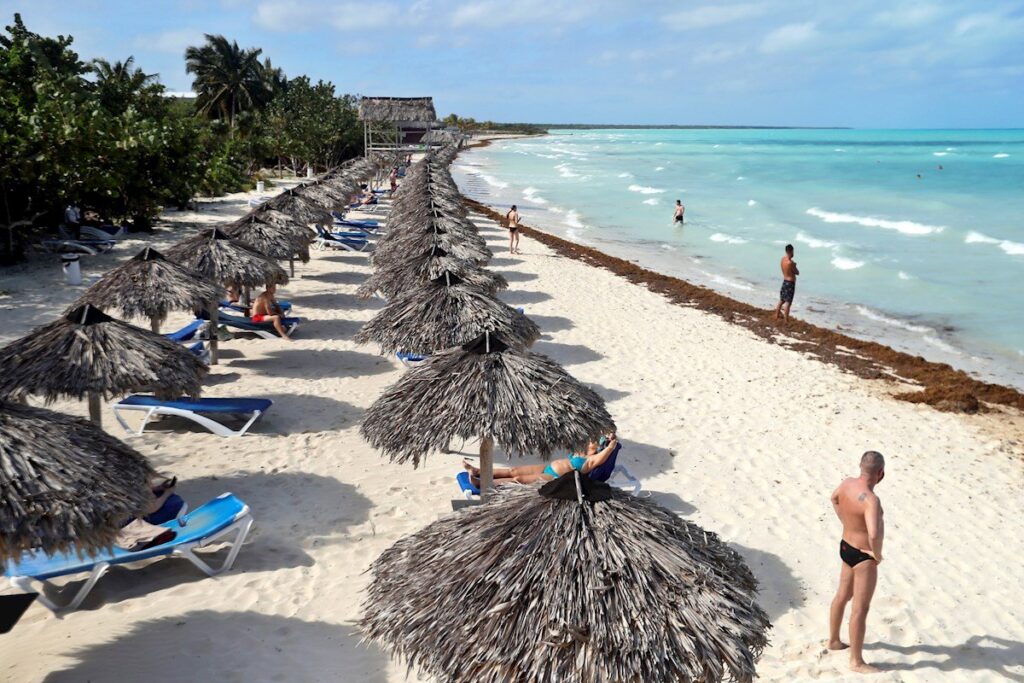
<box><xmin>225</xmin><ymin>211</ymin><xmax>313</xmax><ymax>263</ymax></box>
<box><xmin>73</xmin><ymin>247</ymin><xmax>223</xmax><ymax>333</ymax></box>
<box><xmin>360</xmin><ymin>479</ymin><xmax>771</xmax><ymax>683</ymax></box>
<box><xmin>0</xmin><ymin>305</ymin><xmax>207</xmax><ymax>424</ymax></box>
<box><xmin>0</xmin><ymin>401</ymin><xmax>155</xmax><ymax>562</ymax></box>
<box><xmin>355</xmin><ymin>274</ymin><xmax>538</xmax><ymax>355</ymax></box>
<box><xmin>358</xmin><ymin>97</ymin><xmax>437</xmax><ymax>123</ymax></box>
<box><xmin>165</xmin><ymin>228</ymin><xmax>288</xmax><ymax>290</ymax></box>
<box><xmin>261</xmin><ymin>190</ymin><xmax>334</xmax><ymax>225</ymax></box>
<box><xmin>361</xmin><ymin>331</ymin><xmax>610</xmax><ymax>468</ymax></box>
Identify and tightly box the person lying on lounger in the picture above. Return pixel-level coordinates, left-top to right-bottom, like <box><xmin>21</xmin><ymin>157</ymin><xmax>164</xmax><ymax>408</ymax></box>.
<box><xmin>462</xmin><ymin>434</ymin><xmax>618</xmax><ymax>487</ymax></box>
<box><xmin>115</xmin><ymin>475</ymin><xmax>182</xmax><ymax>551</ymax></box>
<box><xmin>251</xmin><ymin>283</ymin><xmax>293</xmax><ymax>341</ymax></box>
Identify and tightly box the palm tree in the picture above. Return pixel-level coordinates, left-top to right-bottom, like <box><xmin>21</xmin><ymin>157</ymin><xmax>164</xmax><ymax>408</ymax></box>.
<box><xmin>184</xmin><ymin>35</ymin><xmax>275</xmax><ymax>131</ymax></box>
<box><xmin>92</xmin><ymin>56</ymin><xmax>159</xmax><ymax>114</ymax></box>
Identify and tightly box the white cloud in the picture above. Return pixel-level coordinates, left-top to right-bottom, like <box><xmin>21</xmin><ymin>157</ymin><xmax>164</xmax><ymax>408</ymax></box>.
<box><xmin>254</xmin><ymin>0</ymin><xmax>400</xmax><ymax>31</ymax></box>
<box><xmin>664</xmin><ymin>3</ymin><xmax>768</xmax><ymax>30</ymax></box>
<box><xmin>873</xmin><ymin>3</ymin><xmax>942</xmax><ymax>28</ymax></box>
<box><xmin>135</xmin><ymin>28</ymin><xmax>204</xmax><ymax>55</ymax></box>
<box><xmin>760</xmin><ymin>22</ymin><xmax>819</xmax><ymax>53</ymax></box>
<box><xmin>693</xmin><ymin>44</ymin><xmax>747</xmax><ymax>64</ymax></box>
<box><xmin>450</xmin><ymin>0</ymin><xmax>593</xmax><ymax>28</ymax></box>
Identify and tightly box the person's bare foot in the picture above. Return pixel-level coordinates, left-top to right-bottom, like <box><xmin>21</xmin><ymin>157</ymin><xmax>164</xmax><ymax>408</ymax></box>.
<box><xmin>827</xmin><ymin>640</ymin><xmax>849</xmax><ymax>651</ymax></box>
<box><xmin>462</xmin><ymin>460</ymin><xmax>479</xmax><ymax>476</ymax></box>
<box><xmin>850</xmin><ymin>661</ymin><xmax>880</xmax><ymax>674</ymax></box>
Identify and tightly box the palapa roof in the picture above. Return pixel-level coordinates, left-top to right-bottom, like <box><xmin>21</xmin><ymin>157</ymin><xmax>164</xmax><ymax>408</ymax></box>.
<box><xmin>360</xmin><ymin>480</ymin><xmax>771</xmax><ymax>683</ymax></box>
<box><xmin>0</xmin><ymin>401</ymin><xmax>155</xmax><ymax>561</ymax></box>
<box><xmin>358</xmin><ymin>96</ymin><xmax>437</xmax><ymax>123</ymax></box>
<box><xmin>360</xmin><ymin>332</ymin><xmax>610</xmax><ymax>465</ymax></box>
<box><xmin>73</xmin><ymin>247</ymin><xmax>223</xmax><ymax>325</ymax></box>
<box><xmin>355</xmin><ymin>275</ymin><xmax>538</xmax><ymax>356</ymax></box>
<box><xmin>357</xmin><ymin>246</ymin><xmax>507</xmax><ymax>300</ymax></box>
<box><xmin>0</xmin><ymin>304</ymin><xmax>207</xmax><ymax>402</ymax></box>
<box><xmin>165</xmin><ymin>228</ymin><xmax>288</xmax><ymax>289</ymax></box>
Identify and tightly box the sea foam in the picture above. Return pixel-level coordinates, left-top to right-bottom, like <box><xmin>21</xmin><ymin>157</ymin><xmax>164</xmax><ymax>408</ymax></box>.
<box><xmin>523</xmin><ymin>187</ymin><xmax>548</xmax><ymax>205</ymax></box>
<box><xmin>966</xmin><ymin>231</ymin><xmax>1024</xmax><ymax>256</ymax></box>
<box><xmin>831</xmin><ymin>256</ymin><xmax>865</xmax><ymax>270</ymax></box>
<box><xmin>564</xmin><ymin>210</ymin><xmax>585</xmax><ymax>229</ymax></box>
<box><xmin>747</xmin><ymin>199</ymin><xmax>757</xmax><ymax>206</ymax></box>
<box><xmin>642</xmin><ymin>198</ymin><xmax>659</xmax><ymax>205</ymax></box>
<box><xmin>628</xmin><ymin>184</ymin><xmax>665</xmax><ymax>195</ymax></box>
<box><xmin>795</xmin><ymin>231</ymin><xmax>838</xmax><ymax>249</ymax></box>
<box><xmin>993</xmin><ymin>153</ymin><xmax>1010</xmax><ymax>158</ymax></box>
<box><xmin>617</xmin><ymin>172</ymin><xmax>633</xmax><ymax>178</ymax></box>
<box><xmin>709</xmin><ymin>233</ymin><xmax>747</xmax><ymax>245</ymax></box>
<box><xmin>806</xmin><ymin>207</ymin><xmax>942</xmax><ymax>236</ymax></box>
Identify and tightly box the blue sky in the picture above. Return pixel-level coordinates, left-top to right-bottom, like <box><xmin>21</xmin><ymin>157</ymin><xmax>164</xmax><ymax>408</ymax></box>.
<box><xmin>3</xmin><ymin>0</ymin><xmax>1023</xmax><ymax>127</ymax></box>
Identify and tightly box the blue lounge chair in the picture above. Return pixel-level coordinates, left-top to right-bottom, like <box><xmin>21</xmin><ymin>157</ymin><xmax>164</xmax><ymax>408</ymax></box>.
<box><xmin>166</xmin><ymin>319</ymin><xmax>205</xmax><ymax>343</ymax></box>
<box><xmin>331</xmin><ymin>211</ymin><xmax>380</xmax><ymax>231</ymax></box>
<box><xmin>395</xmin><ymin>350</ymin><xmax>427</xmax><ymax>367</ymax></box>
<box><xmin>314</xmin><ymin>225</ymin><xmax>370</xmax><ymax>252</ymax></box>
<box><xmin>186</xmin><ymin>340</ymin><xmax>210</xmax><ymax>364</ymax></box>
<box><xmin>113</xmin><ymin>396</ymin><xmax>273</xmax><ymax>437</ymax></box>
<box><xmin>196</xmin><ymin>310</ymin><xmax>300</xmax><ymax>339</ymax></box>
<box><xmin>456</xmin><ymin>443</ymin><xmax>641</xmax><ymax>499</ymax></box>
<box><xmin>5</xmin><ymin>493</ymin><xmax>253</xmax><ymax>614</ymax></box>
<box><xmin>80</xmin><ymin>224</ymin><xmax>126</xmax><ymax>240</ymax></box>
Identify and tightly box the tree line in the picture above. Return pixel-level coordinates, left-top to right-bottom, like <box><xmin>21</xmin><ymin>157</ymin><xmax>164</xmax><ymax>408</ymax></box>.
<box><xmin>0</xmin><ymin>14</ymin><xmax>363</xmax><ymax>263</ymax></box>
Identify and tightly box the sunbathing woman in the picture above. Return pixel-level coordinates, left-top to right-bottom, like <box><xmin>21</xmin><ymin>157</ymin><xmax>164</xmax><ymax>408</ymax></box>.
<box><xmin>463</xmin><ymin>435</ymin><xmax>618</xmax><ymax>487</ymax></box>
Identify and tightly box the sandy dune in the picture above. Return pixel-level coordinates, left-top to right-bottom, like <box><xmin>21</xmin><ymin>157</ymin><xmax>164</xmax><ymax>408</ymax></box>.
<box><xmin>1</xmin><ymin>182</ymin><xmax>1022</xmax><ymax>682</ymax></box>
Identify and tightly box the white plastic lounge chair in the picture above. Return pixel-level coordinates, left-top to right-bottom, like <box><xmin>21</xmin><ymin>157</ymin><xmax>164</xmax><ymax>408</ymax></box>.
<box><xmin>5</xmin><ymin>493</ymin><xmax>253</xmax><ymax>614</ymax></box>
<box><xmin>40</xmin><ymin>238</ymin><xmax>115</xmax><ymax>255</ymax></box>
<box><xmin>80</xmin><ymin>224</ymin><xmax>126</xmax><ymax>240</ymax></box>
<box><xmin>314</xmin><ymin>225</ymin><xmax>370</xmax><ymax>252</ymax></box>
<box><xmin>113</xmin><ymin>396</ymin><xmax>273</xmax><ymax>437</ymax></box>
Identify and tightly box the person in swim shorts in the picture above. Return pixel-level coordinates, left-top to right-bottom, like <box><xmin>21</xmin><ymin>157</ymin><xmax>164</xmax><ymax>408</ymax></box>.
<box><xmin>462</xmin><ymin>435</ymin><xmax>618</xmax><ymax>486</ymax></box>
<box><xmin>674</xmin><ymin>199</ymin><xmax>685</xmax><ymax>224</ymax></box>
<box><xmin>828</xmin><ymin>451</ymin><xmax>886</xmax><ymax>674</ymax></box>
<box><xmin>251</xmin><ymin>283</ymin><xmax>292</xmax><ymax>341</ymax></box>
<box><xmin>774</xmin><ymin>244</ymin><xmax>799</xmax><ymax>323</ymax></box>
<box><xmin>506</xmin><ymin>204</ymin><xmax>521</xmax><ymax>255</ymax></box>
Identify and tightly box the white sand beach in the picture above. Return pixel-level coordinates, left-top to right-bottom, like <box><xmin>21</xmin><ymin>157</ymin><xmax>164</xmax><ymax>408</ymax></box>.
<box><xmin>1</xmin><ymin>179</ymin><xmax>1023</xmax><ymax>682</ymax></box>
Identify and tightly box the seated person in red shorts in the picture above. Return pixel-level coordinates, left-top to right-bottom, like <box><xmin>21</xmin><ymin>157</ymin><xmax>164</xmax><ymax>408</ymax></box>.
<box><xmin>251</xmin><ymin>283</ymin><xmax>293</xmax><ymax>341</ymax></box>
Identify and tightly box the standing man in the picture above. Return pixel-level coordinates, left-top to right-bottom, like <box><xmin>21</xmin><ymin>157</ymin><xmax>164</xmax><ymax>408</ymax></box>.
<box><xmin>828</xmin><ymin>451</ymin><xmax>886</xmax><ymax>674</ymax></box>
<box><xmin>774</xmin><ymin>244</ymin><xmax>799</xmax><ymax>322</ymax></box>
<box><xmin>673</xmin><ymin>199</ymin><xmax>685</xmax><ymax>224</ymax></box>
<box><xmin>64</xmin><ymin>202</ymin><xmax>82</xmax><ymax>240</ymax></box>
<box><xmin>506</xmin><ymin>204</ymin><xmax>521</xmax><ymax>255</ymax></box>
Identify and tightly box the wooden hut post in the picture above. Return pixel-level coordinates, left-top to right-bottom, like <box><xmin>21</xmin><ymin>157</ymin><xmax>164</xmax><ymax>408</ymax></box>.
<box><xmin>289</xmin><ymin>257</ymin><xmax>295</xmax><ymax>278</ymax></box>
<box><xmin>478</xmin><ymin>435</ymin><xmax>495</xmax><ymax>501</ymax></box>
<box><xmin>87</xmin><ymin>391</ymin><xmax>102</xmax><ymax>427</ymax></box>
<box><xmin>209</xmin><ymin>307</ymin><xmax>220</xmax><ymax>365</ymax></box>
<box><xmin>150</xmin><ymin>316</ymin><xmax>160</xmax><ymax>334</ymax></box>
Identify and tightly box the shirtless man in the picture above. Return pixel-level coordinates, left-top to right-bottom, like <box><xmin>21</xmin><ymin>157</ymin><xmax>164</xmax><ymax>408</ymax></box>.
<box><xmin>774</xmin><ymin>244</ymin><xmax>799</xmax><ymax>322</ymax></box>
<box><xmin>828</xmin><ymin>451</ymin><xmax>886</xmax><ymax>674</ymax></box>
<box><xmin>506</xmin><ymin>204</ymin><xmax>521</xmax><ymax>255</ymax></box>
<box><xmin>673</xmin><ymin>199</ymin><xmax>685</xmax><ymax>224</ymax></box>
<box><xmin>251</xmin><ymin>283</ymin><xmax>292</xmax><ymax>341</ymax></box>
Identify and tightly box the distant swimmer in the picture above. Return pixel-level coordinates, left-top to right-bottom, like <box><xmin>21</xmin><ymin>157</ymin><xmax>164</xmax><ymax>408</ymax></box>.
<box><xmin>916</xmin><ymin>174</ymin><xmax>922</xmax><ymax>179</ymax></box>
<box><xmin>506</xmin><ymin>204</ymin><xmax>521</xmax><ymax>255</ymax></box>
<box><xmin>673</xmin><ymin>199</ymin><xmax>685</xmax><ymax>225</ymax></box>
<box><xmin>937</xmin><ymin>165</ymin><xmax>943</xmax><ymax>170</ymax></box>
<box><xmin>773</xmin><ymin>244</ymin><xmax>799</xmax><ymax>323</ymax></box>
<box><xmin>828</xmin><ymin>451</ymin><xmax>886</xmax><ymax>675</ymax></box>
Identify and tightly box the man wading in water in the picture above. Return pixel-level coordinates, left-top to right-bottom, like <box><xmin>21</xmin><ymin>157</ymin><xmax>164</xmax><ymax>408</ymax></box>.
<box><xmin>506</xmin><ymin>204</ymin><xmax>521</xmax><ymax>255</ymax></box>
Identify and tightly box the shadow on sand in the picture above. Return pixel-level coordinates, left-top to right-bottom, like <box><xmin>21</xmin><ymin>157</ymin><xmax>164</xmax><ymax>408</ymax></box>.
<box><xmin>495</xmin><ymin>269</ymin><xmax>538</xmax><ymax>283</ymax></box>
<box><xmin>501</xmin><ymin>290</ymin><xmax>552</xmax><ymax>306</ymax></box>
<box><xmin>866</xmin><ymin>635</ymin><xmax>1024</xmax><ymax>680</ymax></box>
<box><xmin>43</xmin><ymin>610</ymin><xmax>390</xmax><ymax>683</ymax></box>
<box><xmin>231</xmin><ymin>349</ymin><xmax>390</xmax><ymax>378</ymax></box>
<box><xmin>528</xmin><ymin>313</ymin><xmax>574</xmax><ymax>334</ymax></box>
<box><xmin>532</xmin><ymin>340</ymin><xmax>603</xmax><ymax>366</ymax></box>
<box><xmin>299</xmin><ymin>267</ymin><xmax>366</xmax><ymax>284</ymax></box>
<box><xmin>289</xmin><ymin>291</ymin><xmax>379</xmax><ymax>311</ymax></box>
<box><xmin>731</xmin><ymin>543</ymin><xmax>806</xmax><ymax>623</ymax></box>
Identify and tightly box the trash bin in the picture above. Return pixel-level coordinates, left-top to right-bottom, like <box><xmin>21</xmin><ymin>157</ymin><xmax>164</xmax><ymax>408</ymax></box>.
<box><xmin>306</xmin><ymin>167</ymin><xmax>314</xmax><ymax>179</ymax></box>
<box><xmin>256</xmin><ymin>180</ymin><xmax>265</xmax><ymax>193</ymax></box>
<box><xmin>61</xmin><ymin>254</ymin><xmax>82</xmax><ymax>285</ymax></box>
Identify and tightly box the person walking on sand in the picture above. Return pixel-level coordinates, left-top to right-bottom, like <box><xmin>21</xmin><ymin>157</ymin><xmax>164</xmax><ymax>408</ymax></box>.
<box><xmin>828</xmin><ymin>451</ymin><xmax>886</xmax><ymax>674</ymax></box>
<box><xmin>506</xmin><ymin>204</ymin><xmax>521</xmax><ymax>255</ymax></box>
<box><xmin>673</xmin><ymin>199</ymin><xmax>685</xmax><ymax>224</ymax></box>
<box><xmin>774</xmin><ymin>244</ymin><xmax>799</xmax><ymax>322</ymax></box>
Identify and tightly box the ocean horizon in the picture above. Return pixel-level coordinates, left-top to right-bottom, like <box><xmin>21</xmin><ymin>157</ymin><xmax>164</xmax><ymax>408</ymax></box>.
<box><xmin>453</xmin><ymin>128</ymin><xmax>1024</xmax><ymax>390</ymax></box>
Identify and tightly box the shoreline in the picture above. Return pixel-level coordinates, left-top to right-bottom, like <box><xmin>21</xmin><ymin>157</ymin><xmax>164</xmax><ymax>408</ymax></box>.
<box><xmin>459</xmin><ymin>139</ymin><xmax>1024</xmax><ymax>414</ymax></box>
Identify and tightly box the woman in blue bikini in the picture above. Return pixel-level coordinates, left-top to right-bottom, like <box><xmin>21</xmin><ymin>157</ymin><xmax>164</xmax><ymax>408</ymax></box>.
<box><xmin>462</xmin><ymin>434</ymin><xmax>618</xmax><ymax>487</ymax></box>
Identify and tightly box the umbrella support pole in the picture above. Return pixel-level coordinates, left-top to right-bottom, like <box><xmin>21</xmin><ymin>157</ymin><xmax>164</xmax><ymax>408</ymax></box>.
<box><xmin>479</xmin><ymin>435</ymin><xmax>494</xmax><ymax>500</ymax></box>
<box><xmin>289</xmin><ymin>258</ymin><xmax>295</xmax><ymax>278</ymax></box>
<box><xmin>209</xmin><ymin>308</ymin><xmax>220</xmax><ymax>365</ymax></box>
<box><xmin>87</xmin><ymin>392</ymin><xmax>102</xmax><ymax>427</ymax></box>
<box><xmin>150</xmin><ymin>316</ymin><xmax>160</xmax><ymax>334</ymax></box>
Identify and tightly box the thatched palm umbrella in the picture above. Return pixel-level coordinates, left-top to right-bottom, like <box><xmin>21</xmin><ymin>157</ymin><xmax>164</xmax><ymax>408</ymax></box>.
<box><xmin>0</xmin><ymin>401</ymin><xmax>155</xmax><ymax>562</ymax></box>
<box><xmin>357</xmin><ymin>245</ymin><xmax>507</xmax><ymax>300</ymax></box>
<box><xmin>225</xmin><ymin>210</ymin><xmax>313</xmax><ymax>277</ymax></box>
<box><xmin>165</xmin><ymin>228</ymin><xmax>288</xmax><ymax>364</ymax></box>
<box><xmin>263</xmin><ymin>189</ymin><xmax>333</xmax><ymax>224</ymax></box>
<box><xmin>73</xmin><ymin>247</ymin><xmax>223</xmax><ymax>333</ymax></box>
<box><xmin>360</xmin><ymin>479</ymin><xmax>771</xmax><ymax>683</ymax></box>
<box><xmin>361</xmin><ymin>331</ymin><xmax>611</xmax><ymax>495</ymax></box>
<box><xmin>355</xmin><ymin>274</ymin><xmax>539</xmax><ymax>355</ymax></box>
<box><xmin>0</xmin><ymin>304</ymin><xmax>207</xmax><ymax>426</ymax></box>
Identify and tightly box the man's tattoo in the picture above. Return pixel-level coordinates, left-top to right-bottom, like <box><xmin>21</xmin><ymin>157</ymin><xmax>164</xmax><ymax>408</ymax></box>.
<box><xmin>858</xmin><ymin>492</ymin><xmax>867</xmax><ymax>502</ymax></box>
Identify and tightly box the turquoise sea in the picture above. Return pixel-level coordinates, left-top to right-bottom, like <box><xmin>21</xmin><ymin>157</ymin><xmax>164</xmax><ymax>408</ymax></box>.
<box><xmin>452</xmin><ymin>129</ymin><xmax>1024</xmax><ymax>389</ymax></box>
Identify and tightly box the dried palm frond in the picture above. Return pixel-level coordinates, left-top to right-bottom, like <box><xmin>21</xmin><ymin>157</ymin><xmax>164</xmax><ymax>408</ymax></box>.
<box><xmin>165</xmin><ymin>228</ymin><xmax>288</xmax><ymax>289</ymax></box>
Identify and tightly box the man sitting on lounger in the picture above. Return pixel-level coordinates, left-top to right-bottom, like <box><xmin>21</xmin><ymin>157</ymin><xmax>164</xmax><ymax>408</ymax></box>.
<box><xmin>463</xmin><ymin>434</ymin><xmax>618</xmax><ymax>486</ymax></box>
<box><xmin>358</xmin><ymin>185</ymin><xmax>377</xmax><ymax>206</ymax></box>
<box><xmin>251</xmin><ymin>283</ymin><xmax>293</xmax><ymax>340</ymax></box>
